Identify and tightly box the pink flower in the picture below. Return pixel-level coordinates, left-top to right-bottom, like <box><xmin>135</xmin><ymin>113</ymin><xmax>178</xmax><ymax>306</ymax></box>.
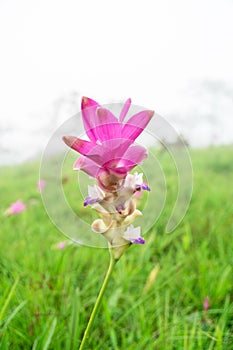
<box><xmin>5</xmin><ymin>200</ymin><xmax>27</xmax><ymax>216</ymax></box>
<box><xmin>37</xmin><ymin>179</ymin><xmax>46</xmax><ymax>192</ymax></box>
<box><xmin>203</xmin><ymin>297</ymin><xmax>210</xmax><ymax>311</ymax></box>
<box><xmin>52</xmin><ymin>240</ymin><xmax>73</xmax><ymax>250</ymax></box>
<box><xmin>63</xmin><ymin>97</ymin><xmax>154</xmax><ymax>191</ymax></box>
<box><xmin>57</xmin><ymin>241</ymin><xmax>67</xmax><ymax>250</ymax></box>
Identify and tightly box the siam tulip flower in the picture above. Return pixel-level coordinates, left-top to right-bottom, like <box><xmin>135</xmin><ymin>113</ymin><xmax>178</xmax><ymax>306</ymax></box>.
<box><xmin>63</xmin><ymin>97</ymin><xmax>154</xmax><ymax>192</ymax></box>
<box><xmin>63</xmin><ymin>97</ymin><xmax>154</xmax><ymax>349</ymax></box>
<box><xmin>63</xmin><ymin>97</ymin><xmax>153</xmax><ymax>259</ymax></box>
<box><xmin>4</xmin><ymin>200</ymin><xmax>27</xmax><ymax>216</ymax></box>
<box><xmin>37</xmin><ymin>179</ymin><xmax>46</xmax><ymax>192</ymax></box>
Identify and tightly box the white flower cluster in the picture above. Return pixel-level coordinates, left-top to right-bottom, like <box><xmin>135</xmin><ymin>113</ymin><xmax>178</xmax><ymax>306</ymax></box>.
<box><xmin>84</xmin><ymin>172</ymin><xmax>150</xmax><ymax>259</ymax></box>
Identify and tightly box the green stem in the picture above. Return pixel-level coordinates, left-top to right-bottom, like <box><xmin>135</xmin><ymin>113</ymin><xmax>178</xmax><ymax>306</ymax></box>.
<box><xmin>78</xmin><ymin>249</ymin><xmax>117</xmax><ymax>350</ymax></box>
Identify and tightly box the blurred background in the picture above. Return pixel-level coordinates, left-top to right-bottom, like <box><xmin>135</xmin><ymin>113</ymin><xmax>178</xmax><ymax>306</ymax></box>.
<box><xmin>1</xmin><ymin>2</ymin><xmax>233</xmax><ymax>348</ymax></box>
<box><xmin>0</xmin><ymin>0</ymin><xmax>233</xmax><ymax>165</ymax></box>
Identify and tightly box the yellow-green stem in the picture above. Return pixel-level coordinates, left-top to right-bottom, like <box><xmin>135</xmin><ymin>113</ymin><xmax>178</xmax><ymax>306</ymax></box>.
<box><xmin>78</xmin><ymin>249</ymin><xmax>117</xmax><ymax>350</ymax></box>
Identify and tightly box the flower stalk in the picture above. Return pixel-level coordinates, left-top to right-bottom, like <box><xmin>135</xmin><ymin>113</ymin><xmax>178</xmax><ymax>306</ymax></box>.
<box><xmin>79</xmin><ymin>249</ymin><xmax>117</xmax><ymax>350</ymax></box>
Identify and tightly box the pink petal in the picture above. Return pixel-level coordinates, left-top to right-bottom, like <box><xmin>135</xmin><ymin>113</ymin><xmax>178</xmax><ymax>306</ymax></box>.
<box><xmin>75</xmin><ymin>138</ymin><xmax>132</xmax><ymax>166</ymax></box>
<box><xmin>122</xmin><ymin>145</ymin><xmax>148</xmax><ymax>169</ymax></box>
<box><xmin>73</xmin><ymin>156</ymin><xmax>100</xmax><ymax>177</ymax></box>
<box><xmin>93</xmin><ymin>123</ymin><xmax>121</xmax><ymax>141</ymax></box>
<box><xmin>93</xmin><ymin>107</ymin><xmax>121</xmax><ymax>141</ymax></box>
<box><xmin>96</xmin><ymin>107</ymin><xmax>118</xmax><ymax>124</ymax></box>
<box><xmin>101</xmin><ymin>138</ymin><xmax>132</xmax><ymax>162</ymax></box>
<box><xmin>81</xmin><ymin>98</ymin><xmax>122</xmax><ymax>142</ymax></box>
<box><xmin>73</xmin><ymin>143</ymin><xmax>147</xmax><ymax>179</ymax></box>
<box><xmin>63</xmin><ymin>136</ymin><xmax>102</xmax><ymax>166</ymax></box>
<box><xmin>67</xmin><ymin>137</ymin><xmax>131</xmax><ymax>170</ymax></box>
<box><xmin>119</xmin><ymin>98</ymin><xmax>131</xmax><ymax>123</ymax></box>
<box><xmin>81</xmin><ymin>96</ymin><xmax>100</xmax><ymax>142</ymax></box>
<box><xmin>105</xmin><ymin>145</ymin><xmax>147</xmax><ymax>175</ymax></box>
<box><xmin>72</xmin><ymin>139</ymin><xmax>133</xmax><ymax>178</ymax></box>
<box><xmin>63</xmin><ymin>135</ymin><xmax>110</xmax><ymax>165</ymax></box>
<box><xmin>63</xmin><ymin>136</ymin><xmax>95</xmax><ymax>155</ymax></box>
<box><xmin>107</xmin><ymin>165</ymin><xmax>129</xmax><ymax>176</ymax></box>
<box><xmin>121</xmin><ymin>110</ymin><xmax>154</xmax><ymax>141</ymax></box>
<box><xmin>81</xmin><ymin>96</ymin><xmax>98</xmax><ymax>109</ymax></box>
<box><xmin>87</xmin><ymin>139</ymin><xmax>131</xmax><ymax>166</ymax></box>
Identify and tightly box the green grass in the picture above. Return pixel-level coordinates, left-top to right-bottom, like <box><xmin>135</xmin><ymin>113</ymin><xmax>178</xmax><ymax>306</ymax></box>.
<box><xmin>0</xmin><ymin>146</ymin><xmax>233</xmax><ymax>349</ymax></box>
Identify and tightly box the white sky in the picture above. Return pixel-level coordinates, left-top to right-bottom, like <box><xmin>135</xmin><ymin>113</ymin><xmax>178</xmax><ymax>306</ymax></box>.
<box><xmin>0</xmin><ymin>0</ymin><xmax>233</xmax><ymax>163</ymax></box>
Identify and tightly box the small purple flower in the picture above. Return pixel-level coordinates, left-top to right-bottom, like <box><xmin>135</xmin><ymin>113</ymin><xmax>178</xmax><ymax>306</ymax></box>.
<box><xmin>84</xmin><ymin>196</ymin><xmax>99</xmax><ymax>207</ymax></box>
<box><xmin>140</xmin><ymin>183</ymin><xmax>151</xmax><ymax>191</ymax></box>
<box><xmin>130</xmin><ymin>237</ymin><xmax>146</xmax><ymax>244</ymax></box>
<box><xmin>123</xmin><ymin>225</ymin><xmax>145</xmax><ymax>245</ymax></box>
<box><xmin>84</xmin><ymin>185</ymin><xmax>104</xmax><ymax>207</ymax></box>
<box><xmin>124</xmin><ymin>173</ymin><xmax>150</xmax><ymax>192</ymax></box>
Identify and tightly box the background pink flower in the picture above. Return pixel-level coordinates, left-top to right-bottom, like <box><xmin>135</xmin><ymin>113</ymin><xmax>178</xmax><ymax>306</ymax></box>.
<box><xmin>5</xmin><ymin>200</ymin><xmax>27</xmax><ymax>216</ymax></box>
<box><xmin>37</xmin><ymin>179</ymin><xmax>46</xmax><ymax>192</ymax></box>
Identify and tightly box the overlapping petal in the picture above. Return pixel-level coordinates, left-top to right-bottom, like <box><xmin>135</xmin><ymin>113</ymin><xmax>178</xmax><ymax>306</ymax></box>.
<box><xmin>82</xmin><ymin>98</ymin><xmax>122</xmax><ymax>143</ymax></box>
<box><xmin>119</xmin><ymin>98</ymin><xmax>131</xmax><ymax>123</ymax></box>
<box><xmin>118</xmin><ymin>145</ymin><xmax>148</xmax><ymax>172</ymax></box>
<box><xmin>63</xmin><ymin>136</ymin><xmax>95</xmax><ymax>154</ymax></box>
<box><xmin>81</xmin><ymin>97</ymin><xmax>100</xmax><ymax>142</ymax></box>
<box><xmin>64</xmin><ymin>96</ymin><xmax>153</xmax><ymax>186</ymax></box>
<box><xmin>121</xmin><ymin>110</ymin><xmax>154</xmax><ymax>141</ymax></box>
<box><xmin>73</xmin><ymin>156</ymin><xmax>100</xmax><ymax>178</ymax></box>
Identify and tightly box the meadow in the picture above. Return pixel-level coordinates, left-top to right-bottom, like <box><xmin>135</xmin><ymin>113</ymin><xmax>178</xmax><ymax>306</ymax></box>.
<box><xmin>0</xmin><ymin>146</ymin><xmax>232</xmax><ymax>349</ymax></box>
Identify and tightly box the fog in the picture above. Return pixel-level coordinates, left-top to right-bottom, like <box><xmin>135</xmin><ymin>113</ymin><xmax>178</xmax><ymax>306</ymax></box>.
<box><xmin>0</xmin><ymin>0</ymin><xmax>233</xmax><ymax>165</ymax></box>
